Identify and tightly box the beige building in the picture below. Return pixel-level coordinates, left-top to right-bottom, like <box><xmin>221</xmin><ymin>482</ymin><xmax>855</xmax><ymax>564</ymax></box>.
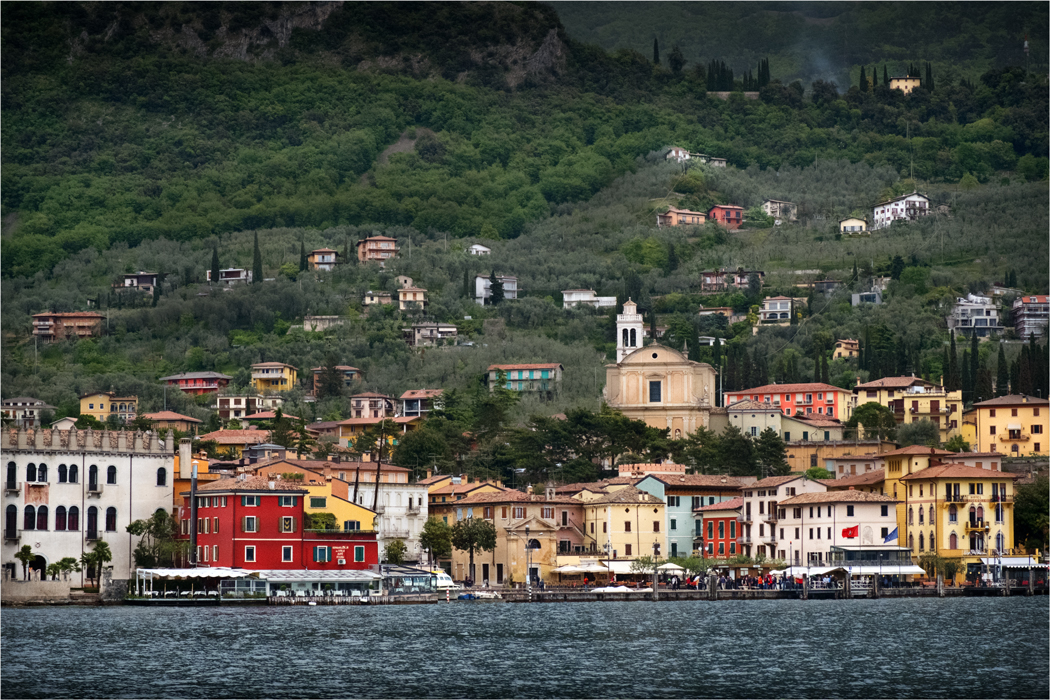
<box><xmin>604</xmin><ymin>301</ymin><xmax>716</xmax><ymax>439</ymax></box>
<box><xmin>398</xmin><ymin>287</ymin><xmax>428</xmax><ymax>312</ymax></box>
<box><xmin>889</xmin><ymin>76</ymin><xmax>922</xmax><ymax>94</ymax></box>
<box><xmin>79</xmin><ymin>392</ymin><xmax>138</xmax><ymax>424</ymax></box>
<box><xmin>356</xmin><ymin>236</ymin><xmax>399</xmax><ymax>265</ymax></box>
<box><xmin>839</xmin><ymin>217</ymin><xmax>868</xmax><ymax>234</ymax></box>
<box><xmin>577</xmin><ymin>486</ymin><xmax>667</xmax><ymax>562</ymax></box>
<box><xmin>963</xmin><ymin>394</ymin><xmax>1049</xmax><ymax>457</ymax></box>
<box><xmin>833</xmin><ymin>339</ymin><xmax>860</xmax><ymax>359</ymax></box>
<box><xmin>853</xmin><ymin>376</ymin><xmax>963</xmax><ymax>442</ymax></box>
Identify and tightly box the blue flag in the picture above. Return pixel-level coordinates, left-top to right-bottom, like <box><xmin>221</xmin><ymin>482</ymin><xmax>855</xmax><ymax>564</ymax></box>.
<box><xmin>883</xmin><ymin>526</ymin><xmax>898</xmax><ymax>543</ymax></box>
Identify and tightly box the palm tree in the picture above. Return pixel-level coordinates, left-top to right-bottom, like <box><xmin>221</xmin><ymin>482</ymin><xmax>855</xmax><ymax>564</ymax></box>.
<box><xmin>81</xmin><ymin>540</ymin><xmax>113</xmax><ymax>589</ymax></box>
<box><xmin>14</xmin><ymin>544</ymin><xmax>34</xmax><ymax>580</ymax></box>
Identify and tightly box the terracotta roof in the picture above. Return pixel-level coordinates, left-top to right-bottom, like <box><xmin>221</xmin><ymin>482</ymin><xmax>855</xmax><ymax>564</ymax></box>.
<box><xmin>198</xmin><ymin>429</ymin><xmax>271</xmax><ymax>445</ymax></box>
<box><xmin>2</xmin><ymin>397</ymin><xmax>53</xmax><ymax>407</ymax></box>
<box><xmin>748</xmin><ymin>474</ymin><xmax>806</xmax><ymax>489</ymax></box>
<box><xmin>352</xmin><ymin>392</ymin><xmax>394</xmax><ymax>399</ymax></box>
<box><xmin>1018</xmin><ymin>296</ymin><xmax>1048</xmax><ymax>303</ymax></box>
<box><xmin>158</xmin><ymin>371</ymin><xmax>233</xmax><ymax>381</ymax></box>
<box><xmin>249</xmin><ymin>458</ymin><xmax>411</xmax><ymax>477</ymax></box>
<box><xmin>950</xmin><ymin>452</ymin><xmax>1002</xmax><ymax>459</ymax></box>
<box><xmin>826</xmin><ymin>453</ymin><xmax>879</xmax><ymax>462</ymax></box>
<box><xmin>727</xmin><ymin>399</ymin><xmax>780</xmax><ymax>411</ymax></box>
<box><xmin>730</xmin><ymin>383</ymin><xmax>847</xmax><ymax>395</ymax></box>
<box><xmin>33</xmin><ymin>312</ymin><xmax>103</xmax><ymax>318</ymax></box>
<box><xmin>647</xmin><ymin>474</ymin><xmax>750</xmax><ymax>489</ymax></box>
<box><xmin>359</xmin><ymin>236</ymin><xmax>397</xmax><ymax>242</ymax></box>
<box><xmin>429</xmin><ymin>482</ymin><xmax>504</xmax><ymax>497</ymax></box>
<box><xmin>854</xmin><ymin>376</ymin><xmax>932</xmax><ymax>389</ymax></box>
<box><xmin>400</xmin><ymin>389</ymin><xmax>443</xmax><ymax>400</ymax></box>
<box><xmin>971</xmin><ymin>395</ymin><xmax>1050</xmax><ymax>408</ymax></box>
<box><xmin>780</xmin><ymin>491</ymin><xmax>897</xmax><ymax>505</ymax></box>
<box><xmin>142</xmin><ymin>411</ymin><xmax>202</xmax><ymax>423</ymax></box>
<box><xmin>399</xmin><ymin>286</ymin><xmax>427</xmax><ymax>293</ymax></box>
<box><xmin>900</xmin><ymin>464</ymin><xmax>1021</xmax><ymax>481</ymax></box>
<box><xmin>310</xmin><ymin>248</ymin><xmax>338</xmax><ymax>254</ymax></box>
<box><xmin>336</xmin><ymin>416</ymin><xmax>419</xmax><ymax>426</ymax></box>
<box><xmin>310</xmin><ymin>366</ymin><xmax>359</xmax><ymax>372</ymax></box>
<box><xmin>417</xmin><ymin>474</ymin><xmax>452</xmax><ymax>486</ymax></box>
<box><xmin>306</xmin><ymin>421</ymin><xmax>341</xmax><ymax>431</ymax></box>
<box><xmin>250</xmin><ymin>362</ymin><xmax>297</xmax><ymax>369</ymax></box>
<box><xmin>196</xmin><ymin>475</ymin><xmax>309</xmax><ymax>493</ymax></box>
<box><xmin>696</xmin><ymin>497</ymin><xmax>744</xmax><ymax>512</ymax></box>
<box><xmin>243</xmin><ymin>411</ymin><xmax>301</xmax><ymax>421</ymax></box>
<box><xmin>825</xmin><ymin>469</ymin><xmax>886</xmax><ymax>488</ymax></box>
<box><xmin>555</xmin><ymin>477</ymin><xmax>640</xmax><ymax>493</ymax></box>
<box><xmin>453</xmin><ymin>490</ymin><xmax>579</xmax><ymax>506</ymax></box>
<box><xmin>488</xmin><ymin>363</ymin><xmax>563</xmax><ymax>371</ymax></box>
<box><xmin>878</xmin><ymin>445</ymin><xmax>954</xmax><ymax>458</ymax></box>
<box><xmin>585</xmin><ymin>485</ymin><xmax>664</xmax><ymax>506</ymax></box>
<box><xmin>790</xmin><ymin>416</ymin><xmax>843</xmax><ymax>428</ymax></box>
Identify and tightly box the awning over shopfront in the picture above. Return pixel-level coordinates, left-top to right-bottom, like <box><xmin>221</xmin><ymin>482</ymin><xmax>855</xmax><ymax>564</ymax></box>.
<box><xmin>981</xmin><ymin>557</ymin><xmax>1049</xmax><ymax>569</ymax></box>
<box><xmin>136</xmin><ymin>567</ymin><xmax>253</xmax><ymax>579</ymax></box>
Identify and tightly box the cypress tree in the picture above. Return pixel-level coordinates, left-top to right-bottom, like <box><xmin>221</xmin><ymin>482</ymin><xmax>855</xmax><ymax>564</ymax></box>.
<box><xmin>299</xmin><ymin>239</ymin><xmax>307</xmax><ymax>272</ymax></box>
<box><xmin>969</xmin><ymin>332</ymin><xmax>979</xmax><ymax>399</ymax></box>
<box><xmin>463</xmin><ymin>268</ymin><xmax>471</xmax><ymax>299</ymax></box>
<box><xmin>1018</xmin><ymin>345</ymin><xmax>1033</xmax><ymax>395</ymax></box>
<box><xmin>210</xmin><ymin>245</ymin><xmax>220</xmax><ymax>284</ymax></box>
<box><xmin>995</xmin><ymin>343</ymin><xmax>1009</xmax><ymax>396</ymax></box>
<box><xmin>653</xmin><ymin>38</ymin><xmax>660</xmax><ymax>65</ymax></box>
<box><xmin>871</xmin><ymin>66</ymin><xmax>878</xmax><ymax>87</ymax></box>
<box><xmin>947</xmin><ymin>331</ymin><xmax>960</xmax><ymax>391</ymax></box>
<box><xmin>1010</xmin><ymin>356</ymin><xmax>1021</xmax><ymax>397</ymax></box>
<box><xmin>821</xmin><ymin>354</ymin><xmax>830</xmax><ymax>384</ymax></box>
<box><xmin>343</xmin><ymin>237</ymin><xmax>350</xmax><ymax>262</ymax></box>
<box><xmin>896</xmin><ymin>337</ymin><xmax>908</xmax><ymax>375</ymax></box>
<box><xmin>666</xmin><ymin>242</ymin><xmax>679</xmax><ymax>272</ymax></box>
<box><xmin>252</xmin><ymin>231</ymin><xmax>262</xmax><ymax>284</ymax></box>
<box><xmin>488</xmin><ymin>270</ymin><xmax>504</xmax><ymax>305</ymax></box>
<box><xmin>941</xmin><ymin>348</ymin><xmax>950</xmax><ymax>386</ymax></box>
<box><xmin>883</xmin><ymin>65</ymin><xmax>889</xmax><ymax>85</ymax></box>
<box><xmin>859</xmin><ymin>66</ymin><xmax>867</xmax><ymax>90</ymax></box>
<box><xmin>975</xmin><ymin>368</ymin><xmax>993</xmax><ymax>404</ymax></box>
<box><xmin>961</xmin><ymin>349</ymin><xmax>972</xmax><ymax>403</ymax></box>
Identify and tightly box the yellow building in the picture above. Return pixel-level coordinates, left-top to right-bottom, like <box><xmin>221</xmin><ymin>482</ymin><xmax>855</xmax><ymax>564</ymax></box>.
<box><xmin>577</xmin><ymin>485</ymin><xmax>666</xmax><ymax>563</ymax></box>
<box><xmin>398</xmin><ymin>287</ymin><xmax>428</xmax><ymax>312</ymax></box>
<box><xmin>302</xmin><ymin>482</ymin><xmax>378</xmax><ymax>532</ymax></box>
<box><xmin>786</xmin><ymin>439</ymin><xmax>896</xmax><ymax>473</ymax></box>
<box><xmin>420</xmin><ymin>474</ymin><xmax>505</xmax><ymax>524</ymax></box>
<box><xmin>79</xmin><ymin>391</ymin><xmax>138</xmax><ymax>424</ymax></box>
<box><xmin>853</xmin><ymin>376</ymin><xmax>963</xmax><ymax>442</ymax></box>
<box><xmin>603</xmin><ymin>300</ymin><xmax>716</xmax><ymax>439</ymax></box>
<box><xmin>889</xmin><ymin>76</ymin><xmax>922</xmax><ymax>94</ymax></box>
<box><xmin>336</xmin><ymin>416</ymin><xmax>422</xmax><ymax>455</ymax></box>
<box><xmin>839</xmin><ymin>217</ymin><xmax>868</xmax><ymax>234</ymax></box>
<box><xmin>250</xmin><ymin>362</ymin><xmax>298</xmax><ymax>393</ymax></box>
<box><xmin>832</xmin><ymin>339</ymin><xmax>860</xmax><ymax>359</ymax></box>
<box><xmin>964</xmin><ymin>395</ymin><xmax>1049</xmax><ymax>457</ymax></box>
<box><xmin>899</xmin><ymin>464</ymin><xmax>1020</xmax><ymax>582</ymax></box>
<box><xmin>197</xmin><ymin>428</ymin><xmax>272</xmax><ymax>458</ymax></box>
<box><xmin>449</xmin><ymin>488</ymin><xmax>587</xmax><ymax>585</ymax></box>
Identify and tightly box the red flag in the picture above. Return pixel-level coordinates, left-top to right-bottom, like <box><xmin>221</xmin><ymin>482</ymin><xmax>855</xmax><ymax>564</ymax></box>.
<box><xmin>842</xmin><ymin>525</ymin><xmax>859</xmax><ymax>538</ymax></box>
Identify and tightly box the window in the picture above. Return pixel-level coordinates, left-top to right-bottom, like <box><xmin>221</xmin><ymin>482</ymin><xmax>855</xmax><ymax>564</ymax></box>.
<box><xmin>1011</xmin><ymin>408</ymin><xmax>1018</xmax><ymax>417</ymax></box>
<box><xmin>243</xmin><ymin>516</ymin><xmax>258</xmax><ymax>533</ymax></box>
<box><xmin>542</xmin><ymin>507</ymin><xmax>553</xmax><ymax>519</ymax></box>
<box><xmin>37</xmin><ymin>464</ymin><xmax>47</xmax><ymax>482</ymax></box>
<box><xmin>282</xmin><ymin>546</ymin><xmax>294</xmax><ymax>562</ymax></box>
<box><xmin>501</xmin><ymin>507</ymin><xmax>508</xmax><ymax>519</ymax></box>
<box><xmin>245</xmin><ymin>546</ymin><xmax>256</xmax><ymax>562</ymax></box>
<box><xmin>26</xmin><ymin>463</ymin><xmax>36</xmax><ymax>482</ymax></box>
<box><xmin>881</xmin><ymin>505</ymin><xmax>889</xmax><ymax>517</ymax></box>
<box><xmin>625</xmin><ymin>521</ymin><xmax>631</xmax><ymax>532</ymax></box>
<box><xmin>649</xmin><ymin>381</ymin><xmax>662</xmax><ymax>403</ymax></box>
<box><xmin>55</xmin><ymin>506</ymin><xmax>67</xmax><ymax>531</ymax></box>
<box><xmin>203</xmin><ymin>546</ymin><xmax>209</xmax><ymax>562</ymax></box>
<box><xmin>513</xmin><ymin>507</ymin><xmax>525</xmax><ymax>519</ymax></box>
<box><xmin>242</xmin><ymin>496</ymin><xmax>259</xmax><ymax>507</ymax></box>
<box><xmin>68</xmin><ymin>507</ymin><xmax>79</xmax><ymax>531</ymax></box>
<box><xmin>990</xmin><ymin>425</ymin><xmax>996</xmax><ymax>435</ymax></box>
<box><xmin>33</xmin><ymin>505</ymin><xmax>47</xmax><ymax>530</ymax></box>
<box><xmin>156</xmin><ymin>468</ymin><xmax>166</xmax><ymax>486</ymax></box>
<box><xmin>1032</xmin><ymin>424</ymin><xmax>1043</xmax><ymax>434</ymax></box>
<box><xmin>670</xmin><ymin>519</ymin><xmax>677</xmax><ymax>531</ymax></box>
<box><xmin>653</xmin><ymin>521</ymin><xmax>660</xmax><ymax>532</ymax></box>
<box><xmin>602</xmin><ymin>522</ymin><xmax>607</xmax><ymax>533</ymax></box>
<box><xmin>314</xmin><ymin>546</ymin><xmax>332</xmax><ymax>563</ymax></box>
<box><xmin>213</xmin><ymin>517</ymin><xmax>219</xmax><ymax>534</ymax></box>
<box><xmin>808</xmin><ymin>528</ymin><xmax>813</xmax><ymax>540</ymax></box>
<box><xmin>484</xmin><ymin>507</ymin><xmax>493</xmax><ymax>519</ymax></box>
<box><xmin>667</xmin><ymin>496</ymin><xmax>680</xmax><ymax>507</ymax></box>
<box><xmin>280</xmin><ymin>516</ymin><xmax>296</xmax><ymax>533</ymax></box>
<box><xmin>212</xmin><ymin>545</ymin><xmax>218</xmax><ymax>562</ymax></box>
<box><xmin>625</xmin><ymin>544</ymin><xmax>632</xmax><ymax>556</ymax></box>
<box><xmin>353</xmin><ymin>545</ymin><xmax>366</xmax><ymax>563</ymax></box>
<box><xmin>69</xmin><ymin>464</ymin><xmax>78</xmax><ymax>483</ymax></box>
<box><xmin>107</xmin><ymin>465</ymin><xmax>117</xmax><ymax>484</ymax></box>
<box><xmin>105</xmin><ymin>507</ymin><xmax>117</xmax><ymax>531</ymax></box>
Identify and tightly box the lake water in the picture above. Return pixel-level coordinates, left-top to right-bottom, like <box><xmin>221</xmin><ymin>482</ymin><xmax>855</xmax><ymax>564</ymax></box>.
<box><xmin>2</xmin><ymin>597</ymin><xmax>1048</xmax><ymax>698</ymax></box>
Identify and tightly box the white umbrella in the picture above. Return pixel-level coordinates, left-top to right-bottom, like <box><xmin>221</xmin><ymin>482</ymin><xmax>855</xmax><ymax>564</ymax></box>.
<box><xmin>577</xmin><ymin>563</ymin><xmax>610</xmax><ymax>573</ymax></box>
<box><xmin>657</xmin><ymin>562</ymin><xmax>685</xmax><ymax>572</ymax></box>
<box><xmin>552</xmin><ymin>564</ymin><xmax>581</xmax><ymax>574</ymax></box>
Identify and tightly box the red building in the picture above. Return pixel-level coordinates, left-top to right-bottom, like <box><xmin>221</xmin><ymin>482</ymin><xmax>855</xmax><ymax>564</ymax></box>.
<box><xmin>179</xmin><ymin>475</ymin><xmax>378</xmax><ymax>570</ymax></box>
<box><xmin>707</xmin><ymin>205</ymin><xmax>744</xmax><ymax>230</ymax></box>
<box><xmin>725</xmin><ymin>382</ymin><xmax>850</xmax><ymax>420</ymax></box>
<box><xmin>159</xmin><ymin>371</ymin><xmax>233</xmax><ymax>396</ymax></box>
<box><xmin>696</xmin><ymin>497</ymin><xmax>742</xmax><ymax>558</ymax></box>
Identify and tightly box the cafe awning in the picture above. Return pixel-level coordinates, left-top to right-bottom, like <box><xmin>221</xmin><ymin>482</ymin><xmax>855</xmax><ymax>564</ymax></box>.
<box><xmin>136</xmin><ymin>567</ymin><xmax>253</xmax><ymax>579</ymax></box>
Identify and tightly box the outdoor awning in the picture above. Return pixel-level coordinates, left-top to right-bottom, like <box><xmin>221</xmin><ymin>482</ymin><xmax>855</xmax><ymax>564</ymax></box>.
<box><xmin>657</xmin><ymin>562</ymin><xmax>686</xmax><ymax>572</ymax></box>
<box><xmin>1007</xmin><ymin>423</ymin><xmax>1022</xmax><ymax>430</ymax></box>
<box><xmin>552</xmin><ymin>565</ymin><xmax>581</xmax><ymax>574</ymax></box>
<box><xmin>845</xmin><ymin>565</ymin><xmax>927</xmax><ymax>576</ymax></box>
<box><xmin>981</xmin><ymin>557</ymin><xmax>1049</xmax><ymax>569</ymax></box>
<box><xmin>604</xmin><ymin>560</ymin><xmax>638</xmax><ymax>575</ymax></box>
<box><xmin>577</xmin><ymin>562</ymin><xmax>610</xmax><ymax>573</ymax></box>
<box><xmin>136</xmin><ymin>567</ymin><xmax>253</xmax><ymax>579</ymax></box>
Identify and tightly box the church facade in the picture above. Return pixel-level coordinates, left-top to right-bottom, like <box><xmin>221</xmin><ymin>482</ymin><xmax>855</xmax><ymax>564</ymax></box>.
<box><xmin>603</xmin><ymin>301</ymin><xmax>718</xmax><ymax>438</ymax></box>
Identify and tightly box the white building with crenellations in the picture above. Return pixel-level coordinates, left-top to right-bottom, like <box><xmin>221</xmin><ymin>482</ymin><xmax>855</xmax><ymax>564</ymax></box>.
<box><xmin>2</xmin><ymin>428</ymin><xmax>175</xmax><ymax>587</ymax></box>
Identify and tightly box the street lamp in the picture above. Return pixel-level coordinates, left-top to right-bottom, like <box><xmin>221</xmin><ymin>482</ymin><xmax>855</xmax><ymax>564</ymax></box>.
<box><xmin>652</xmin><ymin>542</ymin><xmax>661</xmax><ymax>600</ymax></box>
<box><xmin>525</xmin><ymin>525</ymin><xmax>532</xmax><ymax>600</ymax></box>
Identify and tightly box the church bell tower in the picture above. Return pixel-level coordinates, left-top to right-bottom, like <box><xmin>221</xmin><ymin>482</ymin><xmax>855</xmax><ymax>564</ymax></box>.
<box><xmin>616</xmin><ymin>299</ymin><xmax>644</xmax><ymax>362</ymax></box>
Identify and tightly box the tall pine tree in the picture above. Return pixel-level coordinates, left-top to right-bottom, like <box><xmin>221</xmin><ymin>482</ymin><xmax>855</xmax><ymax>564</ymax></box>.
<box><xmin>653</xmin><ymin>38</ymin><xmax>660</xmax><ymax>65</ymax></box>
<box><xmin>995</xmin><ymin>343</ymin><xmax>1009</xmax><ymax>396</ymax></box>
<box><xmin>969</xmin><ymin>332</ymin><xmax>979</xmax><ymax>400</ymax></box>
<box><xmin>210</xmin><ymin>245</ymin><xmax>220</xmax><ymax>284</ymax></box>
<box><xmin>859</xmin><ymin>66</ymin><xmax>867</xmax><ymax>90</ymax></box>
<box><xmin>252</xmin><ymin>231</ymin><xmax>262</xmax><ymax>285</ymax></box>
<box><xmin>299</xmin><ymin>239</ymin><xmax>307</xmax><ymax>272</ymax></box>
<box><xmin>947</xmin><ymin>332</ymin><xmax>961</xmax><ymax>391</ymax></box>
<box><xmin>961</xmin><ymin>349</ymin><xmax>972</xmax><ymax>403</ymax></box>
<box><xmin>1018</xmin><ymin>345</ymin><xmax>1033</xmax><ymax>395</ymax></box>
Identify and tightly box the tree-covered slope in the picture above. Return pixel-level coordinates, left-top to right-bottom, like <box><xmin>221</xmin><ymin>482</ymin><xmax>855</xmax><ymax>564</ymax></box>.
<box><xmin>1</xmin><ymin>1</ymin><xmax>1047</xmax><ymax>279</ymax></box>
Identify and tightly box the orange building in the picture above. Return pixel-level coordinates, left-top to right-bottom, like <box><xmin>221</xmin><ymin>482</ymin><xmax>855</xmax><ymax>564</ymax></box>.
<box><xmin>356</xmin><ymin>236</ymin><xmax>399</xmax><ymax>265</ymax></box>
<box><xmin>32</xmin><ymin>312</ymin><xmax>103</xmax><ymax>343</ymax></box>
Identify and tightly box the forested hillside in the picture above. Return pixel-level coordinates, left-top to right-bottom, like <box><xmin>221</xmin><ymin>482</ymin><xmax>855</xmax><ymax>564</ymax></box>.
<box><xmin>2</xmin><ymin>1</ymin><xmax>1047</xmax><ymax>277</ymax></box>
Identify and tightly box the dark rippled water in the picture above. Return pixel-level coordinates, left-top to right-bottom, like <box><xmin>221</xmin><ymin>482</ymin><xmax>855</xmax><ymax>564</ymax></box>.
<box><xmin>3</xmin><ymin>597</ymin><xmax>1048</xmax><ymax>698</ymax></box>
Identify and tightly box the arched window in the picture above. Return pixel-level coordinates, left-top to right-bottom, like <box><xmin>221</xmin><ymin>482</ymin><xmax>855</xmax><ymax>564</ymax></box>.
<box><xmin>86</xmin><ymin>507</ymin><xmax>98</xmax><ymax>539</ymax></box>
<box><xmin>105</xmin><ymin>507</ymin><xmax>117</xmax><ymax>532</ymax></box>
<box><xmin>55</xmin><ymin>506</ymin><xmax>67</xmax><ymax>531</ymax></box>
<box><xmin>968</xmin><ymin>506</ymin><xmax>976</xmax><ymax>524</ymax></box>
<box><xmin>996</xmin><ymin>531</ymin><xmax>1004</xmax><ymax>553</ymax></box>
<box><xmin>68</xmin><ymin>465</ymin><xmax>78</xmax><ymax>483</ymax></box>
<box><xmin>58</xmin><ymin>464</ymin><xmax>68</xmax><ymax>483</ymax></box>
<box><xmin>37</xmin><ymin>464</ymin><xmax>47</xmax><ymax>482</ymax></box>
<box><xmin>5</xmin><ymin>462</ymin><xmax>15</xmax><ymax>489</ymax></box>
<box><xmin>928</xmin><ymin>506</ymin><xmax>934</xmax><ymax>524</ymax></box>
<box><xmin>949</xmin><ymin>532</ymin><xmax>957</xmax><ymax>549</ymax></box>
<box><xmin>948</xmin><ymin>504</ymin><xmax>957</xmax><ymax>522</ymax></box>
<box><xmin>629</xmin><ymin>328</ymin><xmax>636</xmax><ymax>347</ymax></box>
<box><xmin>5</xmin><ymin>505</ymin><xmax>17</xmax><ymax>537</ymax></box>
<box><xmin>622</xmin><ymin>329</ymin><xmax>628</xmax><ymax>347</ymax></box>
<box><xmin>976</xmin><ymin>506</ymin><xmax>984</xmax><ymax>522</ymax></box>
<box><xmin>908</xmin><ymin>507</ymin><xmax>913</xmax><ymax>524</ymax></box>
<box><xmin>67</xmin><ymin>507</ymin><xmax>79</xmax><ymax>531</ymax></box>
<box><xmin>88</xmin><ymin>465</ymin><xmax>98</xmax><ymax>490</ymax></box>
<box><xmin>918</xmin><ymin>508</ymin><xmax>924</xmax><ymax>524</ymax></box>
<box><xmin>36</xmin><ymin>506</ymin><xmax>48</xmax><ymax>530</ymax></box>
<box><xmin>107</xmin><ymin>465</ymin><xmax>117</xmax><ymax>485</ymax></box>
<box><xmin>26</xmin><ymin>463</ymin><xmax>37</xmax><ymax>482</ymax></box>
<box><xmin>908</xmin><ymin>533</ymin><xmax>914</xmax><ymax>550</ymax></box>
<box><xmin>156</xmin><ymin>468</ymin><xmax>167</xmax><ymax>486</ymax></box>
<box><xmin>918</xmin><ymin>533</ymin><xmax>924</xmax><ymax>552</ymax></box>
<box><xmin>24</xmin><ymin>505</ymin><xmax>36</xmax><ymax>530</ymax></box>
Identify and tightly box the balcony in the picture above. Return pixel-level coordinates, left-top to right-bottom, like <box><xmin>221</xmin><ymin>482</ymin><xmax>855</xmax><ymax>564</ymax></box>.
<box><xmin>990</xmin><ymin>494</ymin><xmax>1013</xmax><ymax>503</ymax></box>
<box><xmin>740</xmin><ymin>536</ymin><xmax>752</xmax><ymax>545</ymax></box>
<box><xmin>86</xmin><ymin>530</ymin><xmax>100</xmax><ymax>541</ymax></box>
<box><xmin>88</xmin><ymin>483</ymin><xmax>103</xmax><ymax>497</ymax></box>
<box><xmin>944</xmin><ymin>494</ymin><xmax>967</xmax><ymax>503</ymax></box>
<box><xmin>763</xmin><ymin>514</ymin><xmax>778</xmax><ymax>524</ymax></box>
<box><xmin>999</xmin><ymin>432</ymin><xmax>1030</xmax><ymax>442</ymax></box>
<box><xmin>373</xmin><ymin>506</ymin><xmax>385</xmax><ymax>515</ymax></box>
<box><xmin>965</xmin><ymin>519</ymin><xmax>990</xmax><ymax>532</ymax></box>
<box><xmin>3</xmin><ymin>529</ymin><xmax>20</xmax><ymax>543</ymax></box>
<box><xmin>4</xmin><ymin>482</ymin><xmax>21</xmax><ymax>496</ymax></box>
<box><xmin>738</xmin><ymin>515</ymin><xmax>752</xmax><ymax>524</ymax></box>
<box><xmin>407</xmin><ymin>504</ymin><xmax>421</xmax><ymax>515</ymax></box>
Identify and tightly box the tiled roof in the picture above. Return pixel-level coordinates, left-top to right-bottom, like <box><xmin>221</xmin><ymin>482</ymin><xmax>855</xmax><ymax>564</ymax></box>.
<box><xmin>251</xmin><ymin>362</ymin><xmax>297</xmax><ymax>368</ymax></box>
<box><xmin>555</xmin><ymin>477</ymin><xmax>640</xmax><ymax>493</ymax></box>
<box><xmin>359</xmin><ymin>235</ymin><xmax>397</xmax><ymax>242</ymax></box>
<box><xmin>791</xmin><ymin>416</ymin><xmax>843</xmax><ymax>428</ymax></box>
<box><xmin>488</xmin><ymin>363</ymin><xmax>563</xmax><ymax>371</ymax></box>
<box><xmin>696</xmin><ymin>497</ymin><xmax>743</xmax><ymax>512</ymax></box>
<box><xmin>429</xmin><ymin>482</ymin><xmax>504</xmax><ymax>497</ymax></box>
<box><xmin>453</xmin><ymin>490</ymin><xmax>579</xmax><ymax>506</ymax></box>
<box><xmin>825</xmin><ymin>469</ymin><xmax>886</xmax><ymax>488</ymax></box>
<box><xmin>971</xmin><ymin>394</ymin><xmax>1050</xmax><ymax>408</ymax></box>
<box><xmin>352</xmin><ymin>392</ymin><xmax>394</xmax><ymax>399</ymax></box>
<box><xmin>417</xmin><ymin>474</ymin><xmax>452</xmax><ymax>486</ymax></box>
<box><xmin>854</xmin><ymin>376</ymin><xmax>930</xmax><ymax>389</ymax></box>
<box><xmin>748</xmin><ymin>474</ymin><xmax>805</xmax><ymax>489</ymax></box>
<box><xmin>198</xmin><ymin>429</ymin><xmax>270</xmax><ymax>445</ymax></box>
<box><xmin>243</xmin><ymin>411</ymin><xmax>301</xmax><ymax>421</ymax></box>
<box><xmin>1018</xmin><ymin>296</ymin><xmax>1048</xmax><ymax>303</ymax></box>
<box><xmin>158</xmin><ymin>371</ymin><xmax>233</xmax><ymax>381</ymax></box>
<box><xmin>780</xmin><ymin>491</ymin><xmax>897</xmax><ymax>505</ymax></box>
<box><xmin>310</xmin><ymin>248</ymin><xmax>338</xmax><ymax>253</ymax></box>
<box><xmin>727</xmin><ymin>399</ymin><xmax>780</xmax><ymax>411</ymax></box>
<box><xmin>197</xmin><ymin>475</ymin><xmax>308</xmax><ymax>493</ymax></box>
<box><xmin>142</xmin><ymin>411</ymin><xmax>202</xmax><ymax>423</ymax></box>
<box><xmin>33</xmin><ymin>311</ymin><xmax>103</xmax><ymax>318</ymax></box>
<box><xmin>650</xmin><ymin>474</ymin><xmax>750</xmax><ymax>489</ymax></box>
<box><xmin>400</xmin><ymin>389</ymin><xmax>443</xmax><ymax>400</ymax></box>
<box><xmin>305</xmin><ymin>421</ymin><xmax>341</xmax><ymax>431</ymax></box>
<box><xmin>585</xmin><ymin>486</ymin><xmax>663</xmax><ymax>506</ymax></box>
<box><xmin>878</xmin><ymin>445</ymin><xmax>954</xmax><ymax>458</ymax></box>
<box><xmin>730</xmin><ymin>383</ymin><xmax>847</xmax><ymax>394</ymax></box>
<box><xmin>250</xmin><ymin>458</ymin><xmax>411</xmax><ymax>477</ymax></box>
<box><xmin>1</xmin><ymin>397</ymin><xmax>53</xmax><ymax>406</ymax></box>
<box><xmin>310</xmin><ymin>366</ymin><xmax>360</xmax><ymax>372</ymax></box>
<box><xmin>900</xmin><ymin>464</ymin><xmax>1021</xmax><ymax>481</ymax></box>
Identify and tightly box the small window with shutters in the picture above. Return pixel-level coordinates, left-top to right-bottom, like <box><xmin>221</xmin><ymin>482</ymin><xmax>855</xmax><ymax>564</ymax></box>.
<box><xmin>483</xmin><ymin>507</ymin><xmax>493</xmax><ymax>519</ymax></box>
<box><xmin>280</xmin><ymin>516</ymin><xmax>296</xmax><ymax>533</ymax></box>
<box><xmin>653</xmin><ymin>521</ymin><xmax>660</xmax><ymax>532</ymax></box>
<box><xmin>243</xmin><ymin>516</ymin><xmax>257</xmax><ymax>533</ymax></box>
<box><xmin>625</xmin><ymin>521</ymin><xmax>631</xmax><ymax>532</ymax></box>
<box><xmin>501</xmin><ymin>507</ymin><xmax>508</xmax><ymax>519</ymax></box>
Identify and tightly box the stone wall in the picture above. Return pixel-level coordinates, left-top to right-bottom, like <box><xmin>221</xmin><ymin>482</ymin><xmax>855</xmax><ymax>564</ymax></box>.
<box><xmin>1</xmin><ymin>567</ymin><xmax>73</xmax><ymax>602</ymax></box>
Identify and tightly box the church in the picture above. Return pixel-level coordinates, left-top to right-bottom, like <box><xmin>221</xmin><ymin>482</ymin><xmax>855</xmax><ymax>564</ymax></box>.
<box><xmin>602</xmin><ymin>300</ymin><xmax>718</xmax><ymax>438</ymax></box>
